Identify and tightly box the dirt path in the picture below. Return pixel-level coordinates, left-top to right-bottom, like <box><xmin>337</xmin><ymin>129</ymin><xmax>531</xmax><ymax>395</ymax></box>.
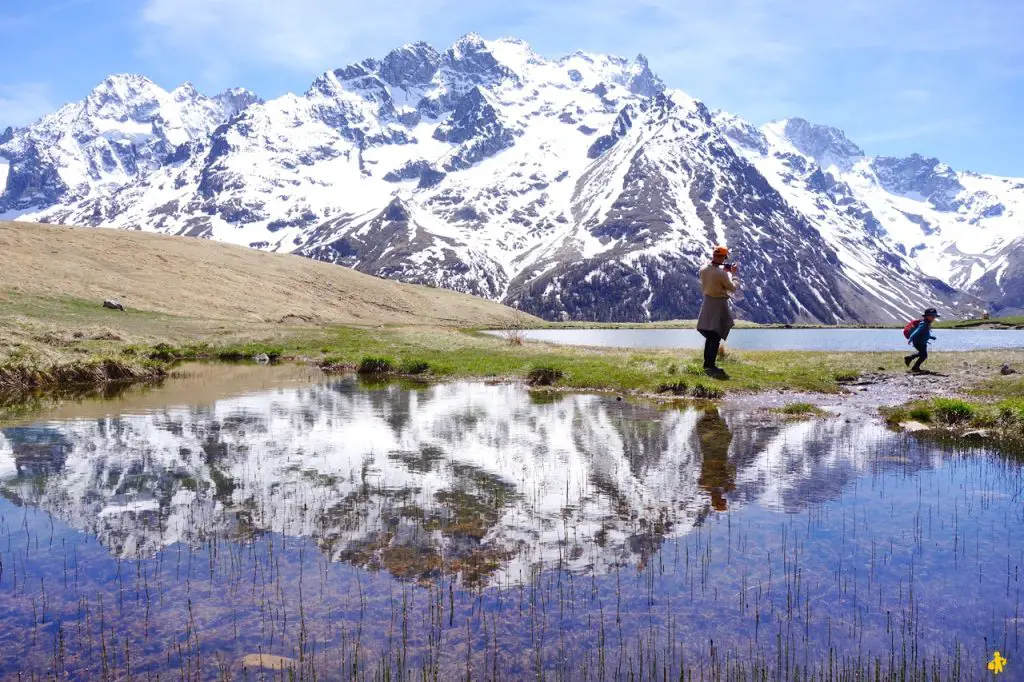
<box><xmin>726</xmin><ymin>365</ymin><xmax>1004</xmax><ymax>416</ymax></box>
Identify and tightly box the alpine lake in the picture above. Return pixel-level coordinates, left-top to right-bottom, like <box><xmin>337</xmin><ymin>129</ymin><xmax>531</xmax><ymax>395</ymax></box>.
<box><xmin>0</xmin><ymin>363</ymin><xmax>1019</xmax><ymax>680</ymax></box>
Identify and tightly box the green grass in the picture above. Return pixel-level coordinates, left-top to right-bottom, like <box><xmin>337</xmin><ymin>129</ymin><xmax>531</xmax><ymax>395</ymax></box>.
<box><xmin>398</xmin><ymin>359</ymin><xmax>431</xmax><ymax>375</ymax></box>
<box><xmin>935</xmin><ymin>315</ymin><xmax>1024</xmax><ymax>328</ymax></box>
<box><xmin>215</xmin><ymin>343</ymin><xmax>284</xmax><ymax>362</ymax></box>
<box><xmin>282</xmin><ymin>326</ymin><xmax>886</xmax><ymax>395</ymax></box>
<box><xmin>997</xmin><ymin>397</ymin><xmax>1024</xmax><ymax>421</ymax></box>
<box><xmin>690</xmin><ymin>383</ymin><xmax>724</xmax><ymax>399</ymax></box>
<box><xmin>883</xmin><ymin>395</ymin><xmax>1024</xmax><ymax>454</ymax></box>
<box><xmin>655</xmin><ymin>381</ymin><xmax>689</xmax><ymax>396</ymax></box>
<box><xmin>772</xmin><ymin>402</ymin><xmax>831</xmax><ymax>418</ymax></box>
<box><xmin>831</xmin><ymin>369</ymin><xmax>861</xmax><ymax>382</ymax></box>
<box><xmin>930</xmin><ymin>397</ymin><xmax>977</xmax><ymax>424</ymax></box>
<box><xmin>526</xmin><ymin>366</ymin><xmax>564</xmax><ymax>386</ymax></box>
<box><xmin>357</xmin><ymin>356</ymin><xmax>395</xmax><ymax>375</ymax></box>
<box><xmin>909</xmin><ymin>406</ymin><xmax>933</xmax><ymax>422</ymax></box>
<box><xmin>86</xmin><ymin>326</ymin><xmax>1024</xmax><ymax>401</ymax></box>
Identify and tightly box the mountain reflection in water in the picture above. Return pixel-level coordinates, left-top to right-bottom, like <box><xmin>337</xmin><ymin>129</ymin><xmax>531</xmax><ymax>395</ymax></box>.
<box><xmin>0</xmin><ymin>379</ymin><xmax>929</xmax><ymax>586</ymax></box>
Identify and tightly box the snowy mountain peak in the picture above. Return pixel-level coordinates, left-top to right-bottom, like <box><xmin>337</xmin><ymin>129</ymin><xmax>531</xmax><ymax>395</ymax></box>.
<box><xmin>83</xmin><ymin>73</ymin><xmax>164</xmax><ymax>115</ymax></box>
<box><xmin>776</xmin><ymin>117</ymin><xmax>864</xmax><ymax>171</ymax></box>
<box><xmin>92</xmin><ymin>73</ymin><xmax>160</xmax><ymax>95</ymax></box>
<box><xmin>450</xmin><ymin>31</ymin><xmax>486</xmax><ymax>54</ymax></box>
<box><xmin>712</xmin><ymin>111</ymin><xmax>770</xmax><ymax>154</ymax></box>
<box><xmin>380</xmin><ymin>42</ymin><xmax>441</xmax><ymax>87</ymax></box>
<box><xmin>442</xmin><ymin>33</ymin><xmax>518</xmax><ymax>87</ymax></box>
<box><xmin>171</xmin><ymin>82</ymin><xmax>199</xmax><ymax>100</ymax></box>
<box><xmin>214</xmin><ymin>87</ymin><xmax>263</xmax><ymax>117</ymax></box>
<box><xmin>626</xmin><ymin>54</ymin><xmax>665</xmax><ymax>96</ymax></box>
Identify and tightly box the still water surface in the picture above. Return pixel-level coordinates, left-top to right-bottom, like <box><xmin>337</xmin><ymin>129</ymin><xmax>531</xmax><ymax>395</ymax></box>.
<box><xmin>0</xmin><ymin>365</ymin><xmax>1019</xmax><ymax>678</ymax></box>
<box><xmin>492</xmin><ymin>327</ymin><xmax>1024</xmax><ymax>351</ymax></box>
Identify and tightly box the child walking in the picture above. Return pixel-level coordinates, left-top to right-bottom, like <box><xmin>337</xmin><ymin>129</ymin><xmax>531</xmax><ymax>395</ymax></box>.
<box><xmin>905</xmin><ymin>308</ymin><xmax>939</xmax><ymax>372</ymax></box>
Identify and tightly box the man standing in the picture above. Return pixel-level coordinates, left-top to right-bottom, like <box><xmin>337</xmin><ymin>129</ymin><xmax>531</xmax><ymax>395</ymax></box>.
<box><xmin>697</xmin><ymin>245</ymin><xmax>739</xmax><ymax>378</ymax></box>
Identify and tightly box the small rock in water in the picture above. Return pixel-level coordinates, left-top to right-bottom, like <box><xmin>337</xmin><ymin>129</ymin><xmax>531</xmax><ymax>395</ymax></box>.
<box><xmin>240</xmin><ymin>653</ymin><xmax>296</xmax><ymax>670</ymax></box>
<box><xmin>102</xmin><ymin>299</ymin><xmax>125</xmax><ymax>312</ymax></box>
<box><xmin>1000</xmin><ymin>364</ymin><xmax>1017</xmax><ymax>375</ymax></box>
<box><xmin>961</xmin><ymin>429</ymin><xmax>990</xmax><ymax>440</ymax></box>
<box><xmin>253</xmin><ymin>353</ymin><xmax>271</xmax><ymax>364</ymax></box>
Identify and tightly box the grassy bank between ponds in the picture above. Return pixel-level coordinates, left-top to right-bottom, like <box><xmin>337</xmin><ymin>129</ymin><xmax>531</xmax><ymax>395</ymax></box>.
<box><xmin>312</xmin><ymin>326</ymin><xmax>883</xmax><ymax>395</ymax></box>
<box><xmin>4</xmin><ymin>290</ymin><xmax>1024</xmax><ymax>406</ymax></box>
<box><xmin>882</xmin><ymin>392</ymin><xmax>1024</xmax><ymax>449</ymax></box>
<box><xmin>296</xmin><ymin>326</ymin><xmax>1024</xmax><ymax>398</ymax></box>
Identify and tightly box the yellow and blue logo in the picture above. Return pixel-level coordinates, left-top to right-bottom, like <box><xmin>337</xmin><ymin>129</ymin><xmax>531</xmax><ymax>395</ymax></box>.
<box><xmin>989</xmin><ymin>651</ymin><xmax>1008</xmax><ymax>675</ymax></box>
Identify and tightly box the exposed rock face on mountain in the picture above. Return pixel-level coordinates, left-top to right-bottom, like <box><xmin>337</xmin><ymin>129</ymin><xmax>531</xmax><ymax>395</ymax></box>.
<box><xmin>3</xmin><ymin>35</ymin><xmax>1019</xmax><ymax>321</ymax></box>
<box><xmin>782</xmin><ymin>118</ymin><xmax>864</xmax><ymax>171</ymax></box>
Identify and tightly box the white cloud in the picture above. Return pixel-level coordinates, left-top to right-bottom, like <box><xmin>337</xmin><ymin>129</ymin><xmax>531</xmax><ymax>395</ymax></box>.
<box><xmin>0</xmin><ymin>84</ymin><xmax>55</xmax><ymax>128</ymax></box>
<box><xmin>133</xmin><ymin>0</ymin><xmax>1022</xmax><ymax>155</ymax></box>
<box><xmin>140</xmin><ymin>0</ymin><xmax>447</xmax><ymax>76</ymax></box>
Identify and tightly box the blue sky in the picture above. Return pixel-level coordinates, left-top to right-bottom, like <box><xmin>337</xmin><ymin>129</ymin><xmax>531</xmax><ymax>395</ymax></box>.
<box><xmin>2</xmin><ymin>0</ymin><xmax>1022</xmax><ymax>175</ymax></box>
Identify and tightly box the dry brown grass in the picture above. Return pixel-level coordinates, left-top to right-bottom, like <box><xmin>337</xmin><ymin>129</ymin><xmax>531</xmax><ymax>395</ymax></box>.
<box><xmin>0</xmin><ymin>221</ymin><xmax>532</xmax><ymax>327</ymax></box>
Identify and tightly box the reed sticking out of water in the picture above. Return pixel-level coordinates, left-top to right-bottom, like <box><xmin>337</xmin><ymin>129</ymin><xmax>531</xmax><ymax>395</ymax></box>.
<box><xmin>0</xmin><ymin>450</ymin><xmax>1016</xmax><ymax>680</ymax></box>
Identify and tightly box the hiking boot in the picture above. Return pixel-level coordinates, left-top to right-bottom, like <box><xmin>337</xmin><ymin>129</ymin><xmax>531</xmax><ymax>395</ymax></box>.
<box><xmin>705</xmin><ymin>367</ymin><xmax>729</xmax><ymax>380</ymax></box>
<box><xmin>904</xmin><ymin>355</ymin><xmax>913</xmax><ymax>367</ymax></box>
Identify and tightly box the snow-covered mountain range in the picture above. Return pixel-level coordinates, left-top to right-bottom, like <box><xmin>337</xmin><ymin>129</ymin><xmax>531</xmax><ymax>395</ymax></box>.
<box><xmin>2</xmin><ymin>34</ymin><xmax>1020</xmax><ymax>322</ymax></box>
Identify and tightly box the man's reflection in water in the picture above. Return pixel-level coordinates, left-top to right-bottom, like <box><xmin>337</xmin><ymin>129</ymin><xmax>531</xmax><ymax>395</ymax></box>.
<box><xmin>696</xmin><ymin>408</ymin><xmax>735</xmax><ymax>512</ymax></box>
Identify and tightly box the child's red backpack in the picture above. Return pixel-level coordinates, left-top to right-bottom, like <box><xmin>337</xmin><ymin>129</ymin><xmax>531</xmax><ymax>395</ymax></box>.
<box><xmin>902</xmin><ymin>319</ymin><xmax>922</xmax><ymax>339</ymax></box>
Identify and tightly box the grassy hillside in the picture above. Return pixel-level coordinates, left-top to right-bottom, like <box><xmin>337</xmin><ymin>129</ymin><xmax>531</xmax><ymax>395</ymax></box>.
<box><xmin>0</xmin><ymin>221</ymin><xmax>531</xmax><ymax>327</ymax></box>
